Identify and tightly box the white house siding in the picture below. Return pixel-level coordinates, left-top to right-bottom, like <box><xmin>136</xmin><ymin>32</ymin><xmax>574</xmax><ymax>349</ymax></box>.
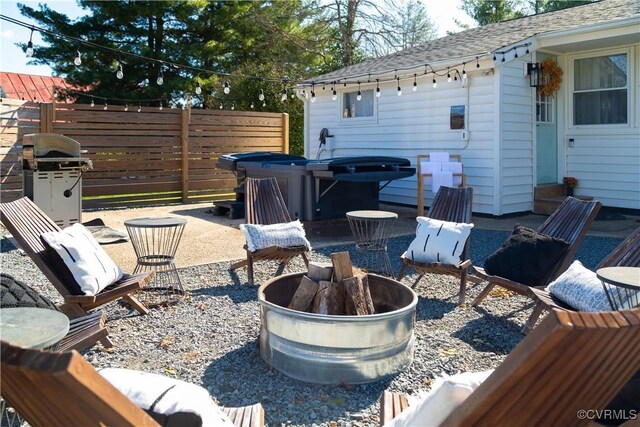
<box><xmin>562</xmin><ymin>44</ymin><xmax>640</xmax><ymax>210</ymax></box>
<box><xmin>304</xmin><ymin>71</ymin><xmax>498</xmax><ymax>215</ymax></box>
<box><xmin>498</xmin><ymin>58</ymin><xmax>535</xmax><ymax>215</ymax></box>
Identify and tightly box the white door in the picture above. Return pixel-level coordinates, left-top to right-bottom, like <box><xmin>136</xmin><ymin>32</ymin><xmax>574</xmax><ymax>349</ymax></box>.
<box><xmin>536</xmin><ymin>54</ymin><xmax>558</xmax><ymax>184</ymax></box>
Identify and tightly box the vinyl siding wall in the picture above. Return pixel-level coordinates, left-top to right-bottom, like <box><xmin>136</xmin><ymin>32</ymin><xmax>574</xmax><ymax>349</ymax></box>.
<box><xmin>304</xmin><ymin>69</ymin><xmax>498</xmax><ymax>215</ymax></box>
<box><xmin>498</xmin><ymin>58</ymin><xmax>536</xmax><ymax>214</ymax></box>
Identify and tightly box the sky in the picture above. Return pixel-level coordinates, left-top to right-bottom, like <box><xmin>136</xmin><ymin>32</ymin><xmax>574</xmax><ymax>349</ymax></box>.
<box><xmin>0</xmin><ymin>1</ymin><xmax>477</xmax><ymax>77</ymax></box>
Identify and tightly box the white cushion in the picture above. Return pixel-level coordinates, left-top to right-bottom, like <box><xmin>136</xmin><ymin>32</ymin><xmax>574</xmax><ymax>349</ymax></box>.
<box><xmin>41</xmin><ymin>223</ymin><xmax>123</xmax><ymax>295</ymax></box>
<box><xmin>240</xmin><ymin>220</ymin><xmax>311</xmax><ymax>252</ymax></box>
<box><xmin>387</xmin><ymin>370</ymin><xmax>493</xmax><ymax>427</ymax></box>
<box><xmin>546</xmin><ymin>260</ymin><xmax>628</xmax><ymax>311</ymax></box>
<box><xmin>406</xmin><ymin>217</ymin><xmax>473</xmax><ymax>265</ymax></box>
<box><xmin>100</xmin><ymin>368</ymin><xmax>234</xmax><ymax>427</ymax></box>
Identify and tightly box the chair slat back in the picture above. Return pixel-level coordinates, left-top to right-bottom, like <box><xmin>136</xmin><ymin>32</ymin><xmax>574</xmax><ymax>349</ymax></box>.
<box><xmin>0</xmin><ymin>341</ymin><xmax>158</xmax><ymax>427</ymax></box>
<box><xmin>244</xmin><ymin>177</ymin><xmax>292</xmax><ymax>225</ymax></box>
<box><xmin>427</xmin><ymin>186</ymin><xmax>474</xmax><ymax>260</ymax></box>
<box><xmin>442</xmin><ymin>308</ymin><xmax>640</xmax><ymax>427</ymax></box>
<box><xmin>537</xmin><ymin>196</ymin><xmax>601</xmax><ymax>283</ymax></box>
<box><xmin>597</xmin><ymin>227</ymin><xmax>640</xmax><ymax>269</ymax></box>
<box><xmin>427</xmin><ymin>186</ymin><xmax>473</xmax><ymax>224</ymax></box>
<box><xmin>0</xmin><ymin>197</ymin><xmax>77</xmax><ymax>296</ymax></box>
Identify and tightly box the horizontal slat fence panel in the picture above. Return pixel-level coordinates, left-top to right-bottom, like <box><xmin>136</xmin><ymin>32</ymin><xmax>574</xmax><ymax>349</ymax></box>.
<box><xmin>1</xmin><ymin>100</ymin><xmax>288</xmax><ymax>208</ymax></box>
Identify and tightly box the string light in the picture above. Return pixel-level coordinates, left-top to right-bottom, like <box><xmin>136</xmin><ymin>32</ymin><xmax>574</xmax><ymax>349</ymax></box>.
<box><xmin>195</xmin><ymin>81</ymin><xmax>202</xmax><ymax>95</ymax></box>
<box><xmin>376</xmin><ymin>79</ymin><xmax>380</xmax><ymax>98</ymax></box>
<box><xmin>231</xmin><ymin>102</ymin><xmax>235</xmax><ymax>111</ymax></box>
<box><xmin>447</xmin><ymin>67</ymin><xmax>452</xmax><ymax>83</ymax></box>
<box><xmin>356</xmin><ymin>81</ymin><xmax>361</xmax><ymax>101</ymax></box>
<box><xmin>280</xmin><ymin>88</ymin><xmax>287</xmax><ymax>102</ymax></box>
<box><xmin>25</xmin><ymin>28</ymin><xmax>34</xmax><ymax>57</ymax></box>
<box><xmin>476</xmin><ymin>56</ymin><xmax>480</xmax><ymax>68</ymax></box>
<box><xmin>432</xmin><ymin>77</ymin><xmax>437</xmax><ymax>88</ymax></box>
<box><xmin>250</xmin><ymin>101</ymin><xmax>254</xmax><ymax>109</ymax></box>
<box><xmin>137</xmin><ymin>104</ymin><xmax>141</xmax><ymax>113</ymax></box>
<box><xmin>103</xmin><ymin>101</ymin><xmax>108</xmax><ymax>110</ymax></box>
<box><xmin>90</xmin><ymin>97</ymin><xmax>94</xmax><ymax>107</ymax></box>
<box><xmin>223</xmin><ymin>81</ymin><xmax>230</xmax><ymax>94</ymax></box>
<box><xmin>258</xmin><ymin>89</ymin><xmax>265</xmax><ymax>101</ymax></box>
<box><xmin>493</xmin><ymin>53</ymin><xmax>497</xmax><ymax>61</ymax></box>
<box><xmin>116</xmin><ymin>62</ymin><xmax>123</xmax><ymax>79</ymax></box>
<box><xmin>514</xmin><ymin>48</ymin><xmax>519</xmax><ymax>58</ymax></box>
<box><xmin>331</xmin><ymin>82</ymin><xmax>337</xmax><ymax>101</ymax></box>
<box><xmin>262</xmin><ymin>101</ymin><xmax>266</xmax><ymax>107</ymax></box>
<box><xmin>501</xmin><ymin>53</ymin><xmax>506</xmax><ymax>62</ymax></box>
<box><xmin>219</xmin><ymin>103</ymin><xmax>223</xmax><ymax>109</ymax></box>
<box><xmin>413</xmin><ymin>74</ymin><xmax>417</xmax><ymax>91</ymax></box>
<box><xmin>311</xmin><ymin>83</ymin><xmax>316</xmax><ymax>103</ymax></box>
<box><xmin>124</xmin><ymin>104</ymin><xmax>129</xmax><ymax>111</ymax></box>
<box><xmin>74</xmin><ymin>50</ymin><xmax>81</xmax><ymax>66</ymax></box>
<box><xmin>396</xmin><ymin>76</ymin><xmax>401</xmax><ymax>96</ymax></box>
<box><xmin>159</xmin><ymin>101</ymin><xmax>163</xmax><ymax>110</ymax></box>
<box><xmin>157</xmin><ymin>69</ymin><xmax>164</xmax><ymax>85</ymax></box>
<box><xmin>462</xmin><ymin>63</ymin><xmax>467</xmax><ymax>80</ymax></box>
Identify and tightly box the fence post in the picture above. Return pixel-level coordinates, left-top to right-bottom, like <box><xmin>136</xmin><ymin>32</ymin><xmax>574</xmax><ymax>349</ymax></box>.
<box><xmin>181</xmin><ymin>108</ymin><xmax>190</xmax><ymax>203</ymax></box>
<box><xmin>282</xmin><ymin>113</ymin><xmax>289</xmax><ymax>154</ymax></box>
<box><xmin>40</xmin><ymin>103</ymin><xmax>54</xmax><ymax>133</ymax></box>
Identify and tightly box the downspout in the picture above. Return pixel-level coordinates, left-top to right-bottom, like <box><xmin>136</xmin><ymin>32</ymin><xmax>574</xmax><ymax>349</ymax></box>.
<box><xmin>493</xmin><ymin>65</ymin><xmax>503</xmax><ymax>216</ymax></box>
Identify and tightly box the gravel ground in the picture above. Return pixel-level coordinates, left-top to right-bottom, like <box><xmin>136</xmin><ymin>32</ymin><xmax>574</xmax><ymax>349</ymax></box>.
<box><xmin>0</xmin><ymin>229</ymin><xmax>623</xmax><ymax>426</ymax></box>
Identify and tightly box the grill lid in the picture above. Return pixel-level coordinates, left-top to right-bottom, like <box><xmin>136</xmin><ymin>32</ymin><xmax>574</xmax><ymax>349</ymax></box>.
<box><xmin>23</xmin><ymin>133</ymin><xmax>81</xmax><ymax>158</ymax></box>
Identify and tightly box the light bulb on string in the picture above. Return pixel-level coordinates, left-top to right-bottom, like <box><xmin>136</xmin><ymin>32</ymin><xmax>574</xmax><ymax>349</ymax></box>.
<box><xmin>195</xmin><ymin>82</ymin><xmax>202</xmax><ymax>95</ymax></box>
<box><xmin>432</xmin><ymin>78</ymin><xmax>437</xmax><ymax>88</ymax></box>
<box><xmin>219</xmin><ymin>103</ymin><xmax>223</xmax><ymax>110</ymax></box>
<box><xmin>124</xmin><ymin>104</ymin><xmax>129</xmax><ymax>112</ymax></box>
<box><xmin>447</xmin><ymin>68</ymin><xmax>452</xmax><ymax>83</ymax></box>
<box><xmin>376</xmin><ymin>79</ymin><xmax>381</xmax><ymax>98</ymax></box>
<box><xmin>159</xmin><ymin>101</ymin><xmax>163</xmax><ymax>111</ymax></box>
<box><xmin>476</xmin><ymin>56</ymin><xmax>480</xmax><ymax>68</ymax></box>
<box><xmin>250</xmin><ymin>102</ymin><xmax>255</xmax><ymax>109</ymax></box>
<box><xmin>413</xmin><ymin>74</ymin><xmax>417</xmax><ymax>92</ymax></box>
<box><xmin>501</xmin><ymin>54</ymin><xmax>505</xmax><ymax>62</ymax></box>
<box><xmin>262</xmin><ymin>101</ymin><xmax>266</xmax><ymax>107</ymax></box>
<box><xmin>514</xmin><ymin>48</ymin><xmax>519</xmax><ymax>59</ymax></box>
<box><xmin>90</xmin><ymin>97</ymin><xmax>95</xmax><ymax>107</ymax></box>
<box><xmin>223</xmin><ymin>81</ymin><xmax>230</xmax><ymax>94</ymax></box>
<box><xmin>258</xmin><ymin>89</ymin><xmax>265</xmax><ymax>101</ymax></box>
<box><xmin>311</xmin><ymin>90</ymin><xmax>316</xmax><ymax>103</ymax></box>
<box><xmin>493</xmin><ymin>53</ymin><xmax>497</xmax><ymax>61</ymax></box>
<box><xmin>26</xmin><ymin>29</ymin><xmax>34</xmax><ymax>57</ymax></box>
<box><xmin>157</xmin><ymin>70</ymin><xmax>164</xmax><ymax>85</ymax></box>
<box><xmin>137</xmin><ymin>104</ymin><xmax>141</xmax><ymax>113</ymax></box>
<box><xmin>74</xmin><ymin>50</ymin><xmax>81</xmax><ymax>66</ymax></box>
<box><xmin>396</xmin><ymin>76</ymin><xmax>402</xmax><ymax>96</ymax></box>
<box><xmin>280</xmin><ymin>88</ymin><xmax>287</xmax><ymax>102</ymax></box>
<box><xmin>356</xmin><ymin>81</ymin><xmax>361</xmax><ymax>101</ymax></box>
<box><xmin>103</xmin><ymin>101</ymin><xmax>108</xmax><ymax>110</ymax></box>
<box><xmin>526</xmin><ymin>46</ymin><xmax>530</xmax><ymax>54</ymax></box>
<box><xmin>231</xmin><ymin>103</ymin><xmax>235</xmax><ymax>111</ymax></box>
<box><xmin>116</xmin><ymin>63</ymin><xmax>124</xmax><ymax>79</ymax></box>
<box><xmin>331</xmin><ymin>83</ymin><xmax>337</xmax><ymax>101</ymax></box>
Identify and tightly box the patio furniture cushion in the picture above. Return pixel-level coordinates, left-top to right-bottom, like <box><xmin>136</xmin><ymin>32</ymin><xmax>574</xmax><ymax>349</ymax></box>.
<box><xmin>100</xmin><ymin>368</ymin><xmax>235</xmax><ymax>427</ymax></box>
<box><xmin>40</xmin><ymin>223</ymin><xmax>123</xmax><ymax>296</ymax></box>
<box><xmin>240</xmin><ymin>220</ymin><xmax>311</xmax><ymax>252</ymax></box>
<box><xmin>406</xmin><ymin>217</ymin><xmax>473</xmax><ymax>266</ymax></box>
<box><xmin>484</xmin><ymin>225</ymin><xmax>570</xmax><ymax>286</ymax></box>
<box><xmin>386</xmin><ymin>370</ymin><xmax>493</xmax><ymax>427</ymax></box>
<box><xmin>546</xmin><ymin>260</ymin><xmax>611</xmax><ymax>311</ymax></box>
<box><xmin>1</xmin><ymin>273</ymin><xmax>58</xmax><ymax>310</ymax></box>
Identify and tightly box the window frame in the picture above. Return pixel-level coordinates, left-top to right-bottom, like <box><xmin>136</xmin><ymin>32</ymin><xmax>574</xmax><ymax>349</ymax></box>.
<box><xmin>338</xmin><ymin>88</ymin><xmax>377</xmax><ymax>125</ymax></box>
<box><xmin>569</xmin><ymin>47</ymin><xmax>632</xmax><ymax>128</ymax></box>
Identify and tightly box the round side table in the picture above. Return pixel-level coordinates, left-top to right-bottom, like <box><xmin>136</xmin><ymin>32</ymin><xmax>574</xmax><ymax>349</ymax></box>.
<box><xmin>125</xmin><ymin>217</ymin><xmax>187</xmax><ymax>299</ymax></box>
<box><xmin>596</xmin><ymin>266</ymin><xmax>640</xmax><ymax>310</ymax></box>
<box><xmin>0</xmin><ymin>307</ymin><xmax>69</xmax><ymax>350</ymax></box>
<box><xmin>346</xmin><ymin>210</ymin><xmax>398</xmax><ymax>277</ymax></box>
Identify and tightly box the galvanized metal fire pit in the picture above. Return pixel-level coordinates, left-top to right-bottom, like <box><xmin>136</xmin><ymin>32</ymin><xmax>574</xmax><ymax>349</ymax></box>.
<box><xmin>258</xmin><ymin>272</ymin><xmax>417</xmax><ymax>384</ymax></box>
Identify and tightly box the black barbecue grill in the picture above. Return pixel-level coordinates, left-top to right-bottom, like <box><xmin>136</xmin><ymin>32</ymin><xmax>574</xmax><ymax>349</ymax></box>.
<box><xmin>214</xmin><ymin>152</ymin><xmax>415</xmax><ymax>221</ymax></box>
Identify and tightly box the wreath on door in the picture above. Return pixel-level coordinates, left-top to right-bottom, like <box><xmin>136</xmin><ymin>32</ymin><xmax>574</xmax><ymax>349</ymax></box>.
<box><xmin>538</xmin><ymin>58</ymin><xmax>563</xmax><ymax>97</ymax></box>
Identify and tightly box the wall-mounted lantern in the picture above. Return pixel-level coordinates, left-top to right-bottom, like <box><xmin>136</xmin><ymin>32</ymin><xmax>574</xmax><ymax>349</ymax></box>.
<box><xmin>526</xmin><ymin>62</ymin><xmax>542</xmax><ymax>88</ymax></box>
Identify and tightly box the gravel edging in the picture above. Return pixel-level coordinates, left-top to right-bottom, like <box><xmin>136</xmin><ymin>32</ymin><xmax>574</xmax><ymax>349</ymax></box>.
<box><xmin>0</xmin><ymin>230</ymin><xmax>623</xmax><ymax>426</ymax></box>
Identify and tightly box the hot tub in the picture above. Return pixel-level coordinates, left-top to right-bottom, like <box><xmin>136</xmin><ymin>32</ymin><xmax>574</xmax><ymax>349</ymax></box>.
<box><xmin>258</xmin><ymin>272</ymin><xmax>417</xmax><ymax>384</ymax></box>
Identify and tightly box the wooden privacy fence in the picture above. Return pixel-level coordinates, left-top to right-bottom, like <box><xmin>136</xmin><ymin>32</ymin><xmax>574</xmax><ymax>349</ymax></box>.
<box><xmin>1</xmin><ymin>99</ymin><xmax>289</xmax><ymax>208</ymax></box>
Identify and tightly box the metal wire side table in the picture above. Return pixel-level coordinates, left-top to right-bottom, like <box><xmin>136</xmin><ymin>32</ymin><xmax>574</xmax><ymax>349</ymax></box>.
<box><xmin>596</xmin><ymin>266</ymin><xmax>640</xmax><ymax>310</ymax></box>
<box><xmin>347</xmin><ymin>210</ymin><xmax>398</xmax><ymax>277</ymax></box>
<box><xmin>125</xmin><ymin>217</ymin><xmax>187</xmax><ymax>301</ymax></box>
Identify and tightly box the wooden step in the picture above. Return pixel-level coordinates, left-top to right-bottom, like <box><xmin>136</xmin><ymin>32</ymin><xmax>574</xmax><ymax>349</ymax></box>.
<box><xmin>534</xmin><ymin>183</ymin><xmax>565</xmax><ymax>198</ymax></box>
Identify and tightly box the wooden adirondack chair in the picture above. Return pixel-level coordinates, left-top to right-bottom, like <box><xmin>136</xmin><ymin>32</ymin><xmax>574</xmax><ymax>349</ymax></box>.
<box><xmin>229</xmin><ymin>177</ymin><xmax>309</xmax><ymax>286</ymax></box>
<box><xmin>524</xmin><ymin>227</ymin><xmax>640</xmax><ymax>333</ymax></box>
<box><xmin>0</xmin><ymin>341</ymin><xmax>264</xmax><ymax>427</ymax></box>
<box><xmin>397</xmin><ymin>186</ymin><xmax>474</xmax><ymax>305</ymax></box>
<box><xmin>0</xmin><ymin>197</ymin><xmax>154</xmax><ymax>319</ymax></box>
<box><xmin>380</xmin><ymin>307</ymin><xmax>640</xmax><ymax>426</ymax></box>
<box><xmin>470</xmin><ymin>196</ymin><xmax>601</xmax><ymax>308</ymax></box>
<box><xmin>1</xmin><ymin>273</ymin><xmax>111</xmax><ymax>350</ymax></box>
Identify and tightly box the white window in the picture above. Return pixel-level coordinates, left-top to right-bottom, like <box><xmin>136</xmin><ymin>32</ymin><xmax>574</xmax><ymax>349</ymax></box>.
<box><xmin>341</xmin><ymin>89</ymin><xmax>374</xmax><ymax>120</ymax></box>
<box><xmin>573</xmin><ymin>52</ymin><xmax>628</xmax><ymax>125</ymax></box>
